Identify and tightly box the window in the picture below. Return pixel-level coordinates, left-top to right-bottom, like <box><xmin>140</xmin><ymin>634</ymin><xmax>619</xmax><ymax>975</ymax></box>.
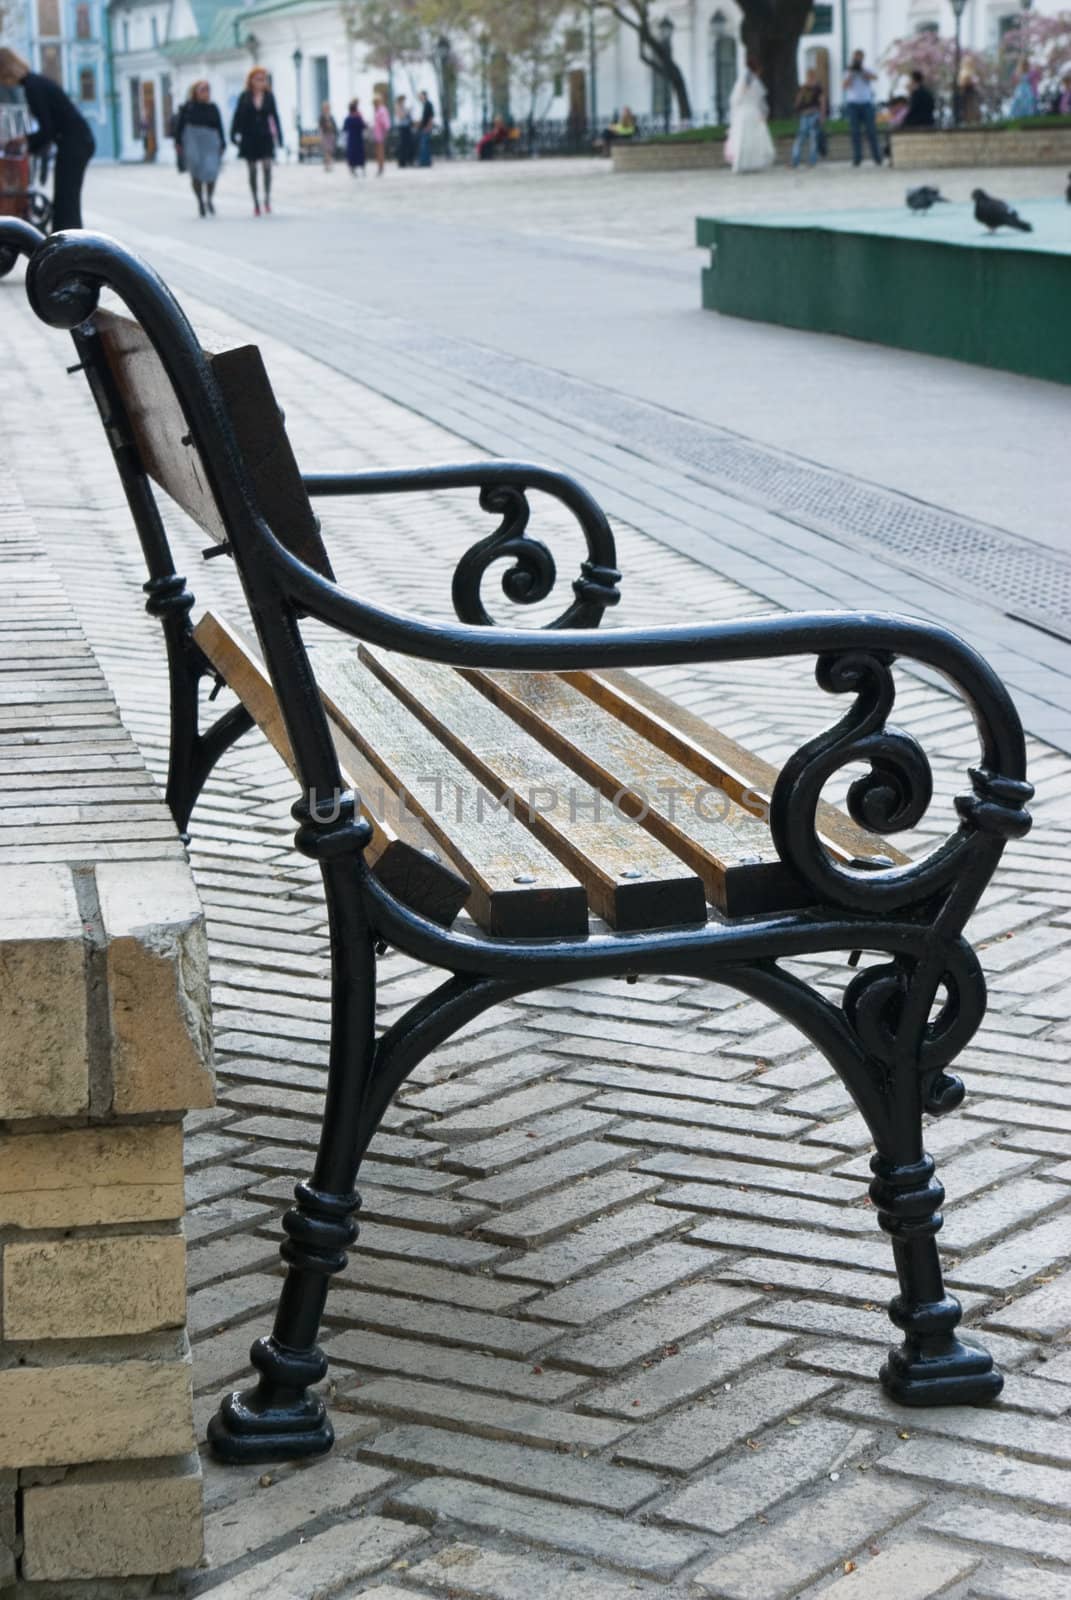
<box><xmin>808</xmin><ymin>6</ymin><xmax>834</xmax><ymax>35</ymax></box>
<box><xmin>39</xmin><ymin>44</ymin><xmax>62</xmax><ymax>83</ymax></box>
<box><xmin>129</xmin><ymin>76</ymin><xmax>141</xmax><ymax>139</ymax></box>
<box><xmin>915</xmin><ymin>21</ymin><xmax>939</xmax><ymax>35</ymax></box>
<box><xmin>161</xmin><ymin>73</ymin><xmax>173</xmax><ymax>132</ymax></box>
<box><xmin>123</xmin><ymin>21</ymin><xmax>130</xmax><ymax>52</ymax></box>
<box><xmin>652</xmin><ymin>19</ymin><xmax>673</xmax><ymax>126</ymax></box>
<box><xmin>79</xmin><ymin>68</ymin><xmax>96</xmax><ymax>101</ymax></box>
<box><xmin>713</xmin><ymin>35</ymin><xmax>735</xmax><ymax>124</ymax></box>
<box><xmin>489</xmin><ymin>49</ymin><xmax>509</xmax><ymax>119</ymax></box>
<box><xmin>151</xmin><ymin>17</ymin><xmax>158</xmax><ymax>46</ymax></box>
<box><xmin>997</xmin><ymin>14</ymin><xmax>1021</xmax><ymax>73</ymax></box>
<box><xmin>313</xmin><ymin>55</ymin><xmax>329</xmax><ymax>109</ymax></box>
<box><xmin>76</xmin><ymin>4</ymin><xmax>91</xmax><ymax>40</ymax></box>
<box><xmin>36</xmin><ymin>0</ymin><xmax>60</xmax><ymax>37</ymax></box>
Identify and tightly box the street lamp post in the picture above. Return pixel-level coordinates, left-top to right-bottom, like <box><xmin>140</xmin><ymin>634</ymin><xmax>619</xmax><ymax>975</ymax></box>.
<box><xmin>658</xmin><ymin>15</ymin><xmax>674</xmax><ymax>134</ymax></box>
<box><xmin>478</xmin><ymin>31</ymin><xmax>489</xmax><ymax>132</ymax></box>
<box><xmin>710</xmin><ymin>9</ymin><xmax>727</xmax><ymax>126</ymax></box>
<box><xmin>588</xmin><ymin>2</ymin><xmax>598</xmax><ymax>142</ymax></box>
<box><xmin>950</xmin><ymin>0</ymin><xmax>970</xmax><ymax>126</ymax></box>
<box><xmin>436</xmin><ymin>35</ymin><xmax>451</xmax><ymax>158</ymax></box>
<box><xmin>292</xmin><ymin>47</ymin><xmax>303</xmax><ymax>152</ymax></box>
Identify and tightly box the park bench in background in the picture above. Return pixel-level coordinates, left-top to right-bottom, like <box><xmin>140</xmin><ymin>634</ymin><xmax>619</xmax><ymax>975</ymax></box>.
<box><xmin>0</xmin><ymin>220</ymin><xmax>1034</xmax><ymax>1466</ymax></box>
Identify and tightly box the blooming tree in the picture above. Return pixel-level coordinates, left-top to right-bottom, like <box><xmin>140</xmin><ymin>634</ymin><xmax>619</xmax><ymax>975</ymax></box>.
<box><xmin>881</xmin><ymin>33</ymin><xmax>1003</xmax><ymax>118</ymax></box>
<box><xmin>998</xmin><ymin>12</ymin><xmax>1071</xmax><ymax>92</ymax></box>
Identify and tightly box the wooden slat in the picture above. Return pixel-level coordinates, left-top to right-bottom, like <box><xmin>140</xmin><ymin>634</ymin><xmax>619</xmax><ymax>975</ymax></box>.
<box><xmin>461</xmin><ymin>668</ymin><xmax>809</xmax><ymax>917</ymax></box>
<box><xmin>360</xmin><ymin>647</ymin><xmax>707</xmax><ymax>932</ymax></box>
<box><xmin>193</xmin><ymin>612</ymin><xmax>468</xmax><ymax>928</ymax></box>
<box><xmin>92</xmin><ymin>311</ymin><xmax>334</xmax><ymax>579</ymax></box>
<box><xmin>313</xmin><ymin>647</ymin><xmax>588</xmax><ymax>939</ymax></box>
<box><xmin>568</xmin><ymin>669</ymin><xmax>906</xmax><ymax>867</ymax></box>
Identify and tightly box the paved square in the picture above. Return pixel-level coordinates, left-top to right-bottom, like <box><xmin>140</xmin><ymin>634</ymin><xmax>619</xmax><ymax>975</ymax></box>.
<box><xmin>1</xmin><ymin>156</ymin><xmax>1069</xmax><ymax>1598</ymax></box>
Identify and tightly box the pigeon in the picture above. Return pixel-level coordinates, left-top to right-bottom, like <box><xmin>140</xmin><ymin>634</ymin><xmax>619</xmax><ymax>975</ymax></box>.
<box><xmin>906</xmin><ymin>185</ymin><xmax>947</xmax><ymax>212</ymax></box>
<box><xmin>972</xmin><ymin>189</ymin><xmax>1033</xmax><ymax>233</ymax></box>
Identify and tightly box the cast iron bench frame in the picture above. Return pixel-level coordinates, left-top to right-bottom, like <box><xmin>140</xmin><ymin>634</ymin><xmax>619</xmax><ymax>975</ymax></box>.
<box><xmin>0</xmin><ymin>220</ymin><xmax>1034</xmax><ymax>1466</ymax></box>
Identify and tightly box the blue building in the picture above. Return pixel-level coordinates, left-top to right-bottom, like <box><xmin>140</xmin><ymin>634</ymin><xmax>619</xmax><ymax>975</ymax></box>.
<box><xmin>18</xmin><ymin>0</ymin><xmax>117</xmax><ymax>158</ymax></box>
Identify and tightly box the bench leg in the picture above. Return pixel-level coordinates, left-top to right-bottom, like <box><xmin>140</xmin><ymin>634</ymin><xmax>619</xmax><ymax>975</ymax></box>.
<box><xmin>870</xmin><ymin>1150</ymin><xmax>1002</xmax><ymax>1406</ymax></box>
<box><xmin>208</xmin><ymin>852</ymin><xmax>373</xmax><ymax>1462</ymax></box>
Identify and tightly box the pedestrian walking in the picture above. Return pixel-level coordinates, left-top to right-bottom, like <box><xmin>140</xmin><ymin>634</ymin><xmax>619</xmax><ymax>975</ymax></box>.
<box><xmin>174</xmin><ymin>80</ymin><xmax>225</xmax><ymax>217</ymax></box>
<box><xmin>343</xmin><ymin>100</ymin><xmax>366</xmax><ymax>176</ymax></box>
<box><xmin>843</xmin><ymin>49</ymin><xmax>882</xmax><ymax>166</ymax></box>
<box><xmin>0</xmin><ymin>45</ymin><xmax>94</xmax><ymax>229</ymax></box>
<box><xmin>790</xmin><ymin>68</ymin><xmax>824</xmax><ymax>168</ymax></box>
<box><xmin>395</xmin><ymin>96</ymin><xmax>414</xmax><ymax>168</ymax></box>
<box><xmin>230</xmin><ymin>65</ymin><xmax>280</xmax><ymax>216</ymax></box>
<box><xmin>417</xmin><ymin>89</ymin><xmax>434</xmax><ymax>167</ymax></box>
<box><xmin>319</xmin><ymin>102</ymin><xmax>338</xmax><ymax>171</ymax></box>
<box><xmin>372</xmin><ymin>95</ymin><xmax>390</xmax><ymax>175</ymax></box>
<box><xmin>725</xmin><ymin>61</ymin><xmax>775</xmax><ymax>175</ymax></box>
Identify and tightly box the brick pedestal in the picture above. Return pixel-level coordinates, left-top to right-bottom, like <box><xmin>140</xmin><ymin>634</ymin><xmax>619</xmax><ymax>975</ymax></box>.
<box><xmin>0</xmin><ymin>467</ymin><xmax>213</xmax><ymax>1590</ymax></box>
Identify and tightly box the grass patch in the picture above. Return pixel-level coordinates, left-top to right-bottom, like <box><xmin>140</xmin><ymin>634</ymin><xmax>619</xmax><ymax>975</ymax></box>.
<box><xmin>644</xmin><ymin>117</ymin><xmax>851</xmax><ymax>145</ymax></box>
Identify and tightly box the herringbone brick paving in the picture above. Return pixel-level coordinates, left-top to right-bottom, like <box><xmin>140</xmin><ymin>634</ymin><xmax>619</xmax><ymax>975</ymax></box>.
<box><xmin>1</xmin><ymin>276</ymin><xmax>1069</xmax><ymax>1600</ymax></box>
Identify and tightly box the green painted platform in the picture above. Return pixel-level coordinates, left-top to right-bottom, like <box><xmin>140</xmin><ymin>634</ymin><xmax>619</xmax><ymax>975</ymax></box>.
<box><xmin>696</xmin><ymin>200</ymin><xmax>1071</xmax><ymax>384</ymax></box>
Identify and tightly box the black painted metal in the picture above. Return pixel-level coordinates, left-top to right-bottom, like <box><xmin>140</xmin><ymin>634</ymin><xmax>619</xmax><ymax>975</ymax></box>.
<box><xmin>0</xmin><ymin>216</ymin><xmax>45</xmax><ymax>279</ymax></box>
<box><xmin>4</xmin><ymin>222</ymin><xmax>1035</xmax><ymax>1462</ymax></box>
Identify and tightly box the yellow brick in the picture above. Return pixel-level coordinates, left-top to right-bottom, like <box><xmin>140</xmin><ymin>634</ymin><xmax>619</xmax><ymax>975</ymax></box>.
<box><xmin>0</xmin><ymin>864</ymin><xmax>87</xmax><ymax>1119</ymax></box>
<box><xmin>22</xmin><ymin>1457</ymin><xmax>203</xmax><ymax>1579</ymax></box>
<box><xmin>0</xmin><ymin>1357</ymin><xmax>194</xmax><ymax>1468</ymax></box>
<box><xmin>3</xmin><ymin>1234</ymin><xmax>186</xmax><ymax>1340</ymax></box>
<box><xmin>96</xmin><ymin>860</ymin><xmax>215</xmax><ymax>1113</ymax></box>
<box><xmin>0</xmin><ymin>1123</ymin><xmax>183</xmax><ymax>1229</ymax></box>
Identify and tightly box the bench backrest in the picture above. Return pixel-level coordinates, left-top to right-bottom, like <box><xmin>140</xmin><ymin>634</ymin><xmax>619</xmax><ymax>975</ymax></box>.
<box><xmin>82</xmin><ymin>309</ymin><xmax>334</xmax><ymax>582</ymax></box>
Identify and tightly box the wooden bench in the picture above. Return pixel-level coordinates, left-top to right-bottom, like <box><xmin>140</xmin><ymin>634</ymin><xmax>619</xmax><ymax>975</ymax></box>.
<box><xmin>0</xmin><ymin>221</ymin><xmax>1034</xmax><ymax>1466</ymax></box>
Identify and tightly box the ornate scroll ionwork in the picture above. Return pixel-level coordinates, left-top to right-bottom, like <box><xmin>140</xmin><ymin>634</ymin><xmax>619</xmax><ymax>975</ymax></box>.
<box><xmin>842</xmin><ymin>941</ymin><xmax>985</xmax><ymax>1120</ymax></box>
<box><xmin>770</xmin><ymin>647</ymin><xmax>1032</xmax><ymax>915</ymax></box>
<box><xmin>0</xmin><ymin>217</ymin><xmax>44</xmax><ymax>279</ymax></box>
<box><xmin>452</xmin><ymin>481</ymin><xmax>621</xmax><ymax>631</ymax></box>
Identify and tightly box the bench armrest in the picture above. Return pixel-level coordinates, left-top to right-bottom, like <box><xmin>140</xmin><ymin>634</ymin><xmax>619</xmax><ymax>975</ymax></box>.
<box><xmin>285</xmin><ymin>551</ymin><xmax>1032</xmax><ymax>917</ymax></box>
<box><xmin>0</xmin><ymin>217</ymin><xmax>46</xmax><ymax>279</ymax></box>
<box><xmin>303</xmin><ymin>463</ymin><xmax>621</xmax><ymax>631</ymax></box>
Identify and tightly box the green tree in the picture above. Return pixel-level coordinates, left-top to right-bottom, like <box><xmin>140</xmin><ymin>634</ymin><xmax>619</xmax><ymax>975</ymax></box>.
<box><xmin>343</xmin><ymin>1</ymin><xmax>423</xmax><ymax>88</ymax></box>
<box><xmin>476</xmin><ymin>0</ymin><xmax>576</xmax><ymax>141</ymax></box>
<box><xmin>589</xmin><ymin>1</ymin><xmax>692</xmax><ymax>122</ymax></box>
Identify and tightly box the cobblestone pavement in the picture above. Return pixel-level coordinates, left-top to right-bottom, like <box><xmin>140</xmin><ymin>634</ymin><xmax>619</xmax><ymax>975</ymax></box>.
<box><xmin>2</xmin><ymin>254</ymin><xmax>1071</xmax><ymax>1600</ymax></box>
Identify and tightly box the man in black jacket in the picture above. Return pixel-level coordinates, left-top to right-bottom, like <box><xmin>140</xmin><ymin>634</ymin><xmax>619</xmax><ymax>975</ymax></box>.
<box><xmin>417</xmin><ymin>89</ymin><xmax>434</xmax><ymax>167</ymax></box>
<box><xmin>901</xmin><ymin>71</ymin><xmax>936</xmax><ymax>128</ymax></box>
<box><xmin>0</xmin><ymin>48</ymin><xmax>95</xmax><ymax>229</ymax></box>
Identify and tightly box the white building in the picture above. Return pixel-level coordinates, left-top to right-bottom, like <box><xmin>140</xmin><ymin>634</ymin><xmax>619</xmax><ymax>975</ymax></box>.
<box><xmin>107</xmin><ymin>0</ymin><xmax>1071</xmax><ymax>163</ymax></box>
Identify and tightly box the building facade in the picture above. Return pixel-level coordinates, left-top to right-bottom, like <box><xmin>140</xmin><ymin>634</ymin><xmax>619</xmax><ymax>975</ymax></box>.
<box><xmin>101</xmin><ymin>0</ymin><xmax>1071</xmax><ymax>164</ymax></box>
<box><xmin>7</xmin><ymin>0</ymin><xmax>117</xmax><ymax>157</ymax></box>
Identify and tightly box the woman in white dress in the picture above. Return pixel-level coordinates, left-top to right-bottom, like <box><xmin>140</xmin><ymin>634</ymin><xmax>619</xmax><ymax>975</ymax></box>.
<box><xmin>725</xmin><ymin>61</ymin><xmax>775</xmax><ymax>174</ymax></box>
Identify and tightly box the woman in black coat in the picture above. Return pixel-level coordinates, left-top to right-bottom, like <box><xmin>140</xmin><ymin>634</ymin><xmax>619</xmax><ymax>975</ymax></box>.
<box><xmin>230</xmin><ymin>65</ymin><xmax>281</xmax><ymax>216</ymax></box>
<box><xmin>0</xmin><ymin>46</ymin><xmax>95</xmax><ymax>229</ymax></box>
